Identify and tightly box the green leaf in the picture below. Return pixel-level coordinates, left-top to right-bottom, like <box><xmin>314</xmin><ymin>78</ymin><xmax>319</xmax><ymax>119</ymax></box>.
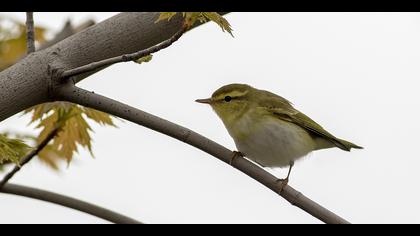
<box><xmin>183</xmin><ymin>12</ymin><xmax>201</xmax><ymax>29</ymax></box>
<box><xmin>157</xmin><ymin>12</ymin><xmax>234</xmax><ymax>37</ymax></box>
<box><xmin>134</xmin><ymin>54</ymin><xmax>153</xmax><ymax>65</ymax></box>
<box><xmin>0</xmin><ymin>18</ymin><xmax>48</xmax><ymax>70</ymax></box>
<box><xmin>0</xmin><ymin>134</ymin><xmax>31</xmax><ymax>165</ymax></box>
<box><xmin>201</xmin><ymin>12</ymin><xmax>234</xmax><ymax>37</ymax></box>
<box><xmin>23</xmin><ymin>102</ymin><xmax>72</xmax><ymax>124</ymax></box>
<box><xmin>25</xmin><ymin>101</ymin><xmax>117</xmax><ymax>169</ymax></box>
<box><xmin>37</xmin><ymin>144</ymin><xmax>65</xmax><ymax>170</ymax></box>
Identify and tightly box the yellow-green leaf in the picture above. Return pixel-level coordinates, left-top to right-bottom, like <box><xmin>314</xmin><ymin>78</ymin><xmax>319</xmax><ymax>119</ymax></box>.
<box><xmin>0</xmin><ymin>18</ymin><xmax>48</xmax><ymax>70</ymax></box>
<box><xmin>0</xmin><ymin>33</ymin><xmax>27</xmax><ymax>69</ymax></box>
<box><xmin>157</xmin><ymin>12</ymin><xmax>233</xmax><ymax>37</ymax></box>
<box><xmin>0</xmin><ymin>134</ymin><xmax>31</xmax><ymax>165</ymax></box>
<box><xmin>183</xmin><ymin>12</ymin><xmax>201</xmax><ymax>29</ymax></box>
<box><xmin>37</xmin><ymin>144</ymin><xmax>66</xmax><ymax>170</ymax></box>
<box><xmin>24</xmin><ymin>102</ymin><xmax>72</xmax><ymax>123</ymax></box>
<box><xmin>201</xmin><ymin>12</ymin><xmax>234</xmax><ymax>37</ymax></box>
<box><xmin>25</xmin><ymin>101</ymin><xmax>116</xmax><ymax>169</ymax></box>
<box><xmin>134</xmin><ymin>54</ymin><xmax>153</xmax><ymax>65</ymax></box>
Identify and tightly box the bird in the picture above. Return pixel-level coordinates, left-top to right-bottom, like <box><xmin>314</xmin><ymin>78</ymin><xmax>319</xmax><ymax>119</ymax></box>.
<box><xmin>196</xmin><ymin>83</ymin><xmax>362</xmax><ymax>189</ymax></box>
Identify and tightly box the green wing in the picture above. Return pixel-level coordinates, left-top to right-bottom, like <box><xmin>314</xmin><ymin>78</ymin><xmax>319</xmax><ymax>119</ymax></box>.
<box><xmin>257</xmin><ymin>91</ymin><xmax>363</xmax><ymax>151</ymax></box>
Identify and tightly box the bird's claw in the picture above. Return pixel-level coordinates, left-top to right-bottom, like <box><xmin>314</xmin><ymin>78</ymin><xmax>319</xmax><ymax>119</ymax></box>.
<box><xmin>276</xmin><ymin>178</ymin><xmax>289</xmax><ymax>193</ymax></box>
<box><xmin>230</xmin><ymin>151</ymin><xmax>244</xmax><ymax>165</ymax></box>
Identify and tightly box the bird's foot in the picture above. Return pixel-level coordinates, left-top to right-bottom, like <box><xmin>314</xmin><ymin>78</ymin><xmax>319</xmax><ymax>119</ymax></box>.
<box><xmin>229</xmin><ymin>151</ymin><xmax>244</xmax><ymax>165</ymax></box>
<box><xmin>276</xmin><ymin>162</ymin><xmax>293</xmax><ymax>193</ymax></box>
<box><xmin>276</xmin><ymin>178</ymin><xmax>289</xmax><ymax>193</ymax></box>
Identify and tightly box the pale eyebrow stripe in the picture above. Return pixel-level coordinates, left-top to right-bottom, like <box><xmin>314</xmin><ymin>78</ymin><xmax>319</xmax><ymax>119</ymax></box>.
<box><xmin>215</xmin><ymin>90</ymin><xmax>249</xmax><ymax>100</ymax></box>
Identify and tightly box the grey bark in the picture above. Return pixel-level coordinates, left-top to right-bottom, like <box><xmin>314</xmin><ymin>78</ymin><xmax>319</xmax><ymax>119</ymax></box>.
<box><xmin>25</xmin><ymin>12</ymin><xmax>36</xmax><ymax>54</ymax></box>
<box><xmin>1</xmin><ymin>183</ymin><xmax>142</xmax><ymax>224</ymax></box>
<box><xmin>56</xmin><ymin>83</ymin><xmax>350</xmax><ymax>224</ymax></box>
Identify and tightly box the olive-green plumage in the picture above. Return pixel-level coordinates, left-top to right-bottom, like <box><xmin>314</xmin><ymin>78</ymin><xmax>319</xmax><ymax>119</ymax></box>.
<box><xmin>196</xmin><ymin>83</ymin><xmax>362</xmax><ymax>169</ymax></box>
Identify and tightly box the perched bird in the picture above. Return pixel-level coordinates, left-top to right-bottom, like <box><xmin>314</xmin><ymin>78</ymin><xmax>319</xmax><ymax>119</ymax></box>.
<box><xmin>196</xmin><ymin>83</ymin><xmax>362</xmax><ymax>187</ymax></box>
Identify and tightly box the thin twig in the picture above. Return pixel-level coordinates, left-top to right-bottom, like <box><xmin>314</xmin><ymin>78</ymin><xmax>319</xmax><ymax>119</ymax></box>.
<box><xmin>0</xmin><ymin>183</ymin><xmax>142</xmax><ymax>224</ymax></box>
<box><xmin>60</xmin><ymin>24</ymin><xmax>188</xmax><ymax>79</ymax></box>
<box><xmin>0</xmin><ymin>127</ymin><xmax>60</xmax><ymax>189</ymax></box>
<box><xmin>25</xmin><ymin>12</ymin><xmax>36</xmax><ymax>54</ymax></box>
<box><xmin>57</xmin><ymin>84</ymin><xmax>350</xmax><ymax>224</ymax></box>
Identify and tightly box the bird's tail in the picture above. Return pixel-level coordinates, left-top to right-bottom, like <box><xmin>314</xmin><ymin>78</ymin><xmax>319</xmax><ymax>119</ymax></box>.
<box><xmin>335</xmin><ymin>138</ymin><xmax>363</xmax><ymax>151</ymax></box>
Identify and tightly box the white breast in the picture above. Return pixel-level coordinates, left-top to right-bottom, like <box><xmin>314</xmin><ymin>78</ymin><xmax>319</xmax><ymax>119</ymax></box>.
<box><xmin>230</xmin><ymin>115</ymin><xmax>315</xmax><ymax>168</ymax></box>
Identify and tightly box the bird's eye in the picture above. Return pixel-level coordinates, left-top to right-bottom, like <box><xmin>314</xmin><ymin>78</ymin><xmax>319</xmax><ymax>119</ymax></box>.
<box><xmin>224</xmin><ymin>96</ymin><xmax>232</xmax><ymax>102</ymax></box>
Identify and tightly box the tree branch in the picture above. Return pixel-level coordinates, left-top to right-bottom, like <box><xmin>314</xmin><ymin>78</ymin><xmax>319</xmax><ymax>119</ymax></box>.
<box><xmin>56</xmin><ymin>83</ymin><xmax>350</xmax><ymax>224</ymax></box>
<box><xmin>61</xmin><ymin>24</ymin><xmax>188</xmax><ymax>79</ymax></box>
<box><xmin>0</xmin><ymin>183</ymin><xmax>142</xmax><ymax>224</ymax></box>
<box><xmin>0</xmin><ymin>127</ymin><xmax>60</xmax><ymax>189</ymax></box>
<box><xmin>25</xmin><ymin>12</ymin><xmax>36</xmax><ymax>54</ymax></box>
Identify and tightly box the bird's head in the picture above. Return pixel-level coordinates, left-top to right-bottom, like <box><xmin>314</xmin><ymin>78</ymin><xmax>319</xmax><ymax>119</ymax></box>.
<box><xmin>195</xmin><ymin>83</ymin><xmax>256</xmax><ymax>123</ymax></box>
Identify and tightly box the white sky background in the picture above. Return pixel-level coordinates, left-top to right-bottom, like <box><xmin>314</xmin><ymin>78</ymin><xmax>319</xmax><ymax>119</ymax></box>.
<box><xmin>0</xmin><ymin>12</ymin><xmax>420</xmax><ymax>224</ymax></box>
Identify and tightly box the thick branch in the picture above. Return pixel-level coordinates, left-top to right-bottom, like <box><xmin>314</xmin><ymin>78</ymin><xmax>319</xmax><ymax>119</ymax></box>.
<box><xmin>56</xmin><ymin>84</ymin><xmax>350</xmax><ymax>224</ymax></box>
<box><xmin>0</xmin><ymin>183</ymin><xmax>142</xmax><ymax>224</ymax></box>
<box><xmin>0</xmin><ymin>127</ymin><xmax>60</xmax><ymax>189</ymax></box>
<box><xmin>25</xmin><ymin>12</ymin><xmax>36</xmax><ymax>54</ymax></box>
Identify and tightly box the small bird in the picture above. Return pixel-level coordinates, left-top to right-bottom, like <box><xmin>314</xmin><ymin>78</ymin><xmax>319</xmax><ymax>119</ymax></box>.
<box><xmin>196</xmin><ymin>83</ymin><xmax>362</xmax><ymax>188</ymax></box>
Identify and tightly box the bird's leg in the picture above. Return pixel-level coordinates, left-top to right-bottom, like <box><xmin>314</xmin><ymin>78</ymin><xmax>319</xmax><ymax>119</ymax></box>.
<box><xmin>229</xmin><ymin>151</ymin><xmax>244</xmax><ymax>165</ymax></box>
<box><xmin>285</xmin><ymin>161</ymin><xmax>294</xmax><ymax>180</ymax></box>
<box><xmin>276</xmin><ymin>161</ymin><xmax>294</xmax><ymax>193</ymax></box>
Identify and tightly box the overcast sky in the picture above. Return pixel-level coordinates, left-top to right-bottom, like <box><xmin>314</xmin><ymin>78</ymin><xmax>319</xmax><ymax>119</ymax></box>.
<box><xmin>1</xmin><ymin>12</ymin><xmax>420</xmax><ymax>224</ymax></box>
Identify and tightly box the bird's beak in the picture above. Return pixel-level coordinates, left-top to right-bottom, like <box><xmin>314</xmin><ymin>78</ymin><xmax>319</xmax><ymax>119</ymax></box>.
<box><xmin>195</xmin><ymin>98</ymin><xmax>212</xmax><ymax>104</ymax></box>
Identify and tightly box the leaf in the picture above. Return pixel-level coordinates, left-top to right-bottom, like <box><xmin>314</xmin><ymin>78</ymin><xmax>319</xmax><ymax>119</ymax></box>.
<box><xmin>0</xmin><ymin>131</ymin><xmax>65</xmax><ymax>171</ymax></box>
<box><xmin>37</xmin><ymin>145</ymin><xmax>64</xmax><ymax>170</ymax></box>
<box><xmin>0</xmin><ymin>134</ymin><xmax>31</xmax><ymax>165</ymax></box>
<box><xmin>34</xmin><ymin>105</ymin><xmax>87</xmax><ymax>164</ymax></box>
<box><xmin>34</xmin><ymin>26</ymin><xmax>47</xmax><ymax>43</ymax></box>
<box><xmin>134</xmin><ymin>54</ymin><xmax>153</xmax><ymax>65</ymax></box>
<box><xmin>201</xmin><ymin>12</ymin><xmax>234</xmax><ymax>37</ymax></box>
<box><xmin>0</xmin><ymin>18</ymin><xmax>48</xmax><ymax>70</ymax></box>
<box><xmin>24</xmin><ymin>101</ymin><xmax>116</xmax><ymax>169</ymax></box>
<box><xmin>155</xmin><ymin>12</ymin><xmax>178</xmax><ymax>23</ymax></box>
<box><xmin>183</xmin><ymin>12</ymin><xmax>202</xmax><ymax>29</ymax></box>
<box><xmin>23</xmin><ymin>102</ymin><xmax>72</xmax><ymax>124</ymax></box>
<box><xmin>156</xmin><ymin>12</ymin><xmax>234</xmax><ymax>37</ymax></box>
<box><xmin>82</xmin><ymin>107</ymin><xmax>116</xmax><ymax>127</ymax></box>
<box><xmin>0</xmin><ymin>33</ymin><xmax>27</xmax><ymax>69</ymax></box>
